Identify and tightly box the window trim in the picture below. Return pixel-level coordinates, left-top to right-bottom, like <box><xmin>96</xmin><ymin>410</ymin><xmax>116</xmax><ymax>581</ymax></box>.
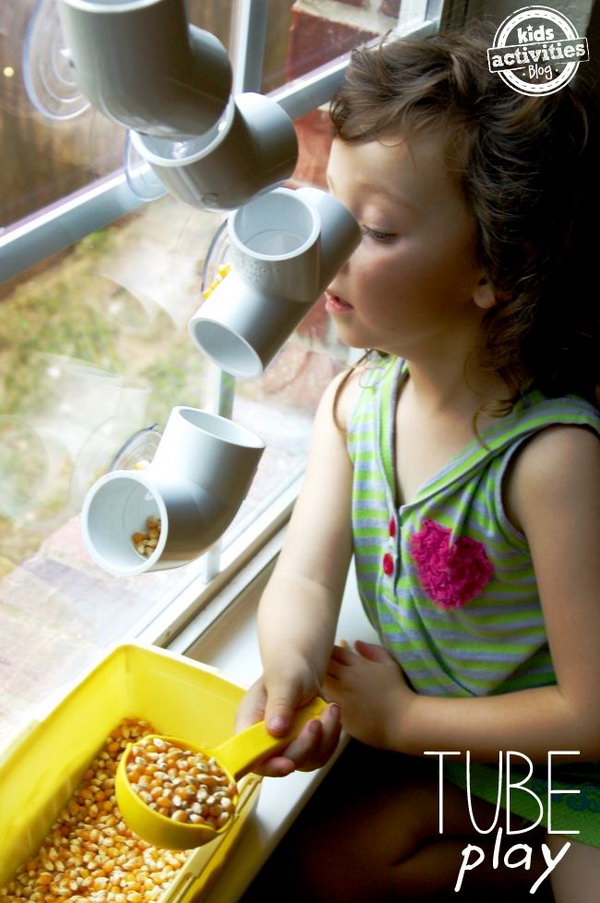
<box><xmin>0</xmin><ymin>170</ymin><xmax>143</xmax><ymax>284</ymax></box>
<box><xmin>230</xmin><ymin>0</ymin><xmax>269</xmax><ymax>93</ymax></box>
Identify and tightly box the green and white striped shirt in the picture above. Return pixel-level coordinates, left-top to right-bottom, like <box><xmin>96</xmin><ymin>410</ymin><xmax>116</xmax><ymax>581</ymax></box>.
<box><xmin>348</xmin><ymin>355</ymin><xmax>600</xmax><ymax>699</ymax></box>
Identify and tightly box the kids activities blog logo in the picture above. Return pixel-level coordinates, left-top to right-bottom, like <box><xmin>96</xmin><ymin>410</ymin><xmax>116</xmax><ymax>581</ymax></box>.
<box><xmin>487</xmin><ymin>5</ymin><xmax>589</xmax><ymax>95</ymax></box>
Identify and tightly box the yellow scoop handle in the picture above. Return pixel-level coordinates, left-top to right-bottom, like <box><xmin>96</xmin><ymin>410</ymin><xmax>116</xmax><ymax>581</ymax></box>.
<box><xmin>116</xmin><ymin>696</ymin><xmax>329</xmax><ymax>850</ymax></box>
<box><xmin>211</xmin><ymin>696</ymin><xmax>328</xmax><ymax>779</ymax></box>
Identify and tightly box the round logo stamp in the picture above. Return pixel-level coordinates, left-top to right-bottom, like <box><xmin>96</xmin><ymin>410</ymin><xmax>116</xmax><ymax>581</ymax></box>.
<box><xmin>487</xmin><ymin>5</ymin><xmax>589</xmax><ymax>96</ymax></box>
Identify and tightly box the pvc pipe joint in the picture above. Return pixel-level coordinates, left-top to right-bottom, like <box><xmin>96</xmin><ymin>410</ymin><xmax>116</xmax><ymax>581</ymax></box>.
<box><xmin>130</xmin><ymin>93</ymin><xmax>298</xmax><ymax>211</ymax></box>
<box><xmin>58</xmin><ymin>0</ymin><xmax>233</xmax><ymax>139</ymax></box>
<box><xmin>82</xmin><ymin>407</ymin><xmax>265</xmax><ymax>576</ymax></box>
<box><xmin>188</xmin><ymin>187</ymin><xmax>361</xmax><ymax>378</ymax></box>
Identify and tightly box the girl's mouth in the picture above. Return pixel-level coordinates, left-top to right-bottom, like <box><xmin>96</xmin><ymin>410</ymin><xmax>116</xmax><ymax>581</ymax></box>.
<box><xmin>325</xmin><ymin>291</ymin><xmax>353</xmax><ymax>314</ymax></box>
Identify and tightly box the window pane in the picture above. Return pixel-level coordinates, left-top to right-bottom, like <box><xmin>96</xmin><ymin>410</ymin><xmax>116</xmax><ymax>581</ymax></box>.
<box><xmin>0</xmin><ymin>192</ymin><xmax>349</xmax><ymax>746</ymax></box>
<box><xmin>0</xmin><ymin>194</ymin><xmax>224</xmax><ymax>744</ymax></box>
<box><xmin>0</xmin><ymin>0</ymin><xmax>400</xmax><ymax>745</ymax></box>
<box><xmin>262</xmin><ymin>0</ymin><xmax>402</xmax><ymax>93</ymax></box>
<box><xmin>0</xmin><ymin>0</ymin><xmax>233</xmax><ymax>231</ymax></box>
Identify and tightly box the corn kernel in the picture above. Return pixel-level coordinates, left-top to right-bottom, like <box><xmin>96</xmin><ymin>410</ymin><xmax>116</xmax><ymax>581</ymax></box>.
<box><xmin>124</xmin><ymin>734</ymin><xmax>237</xmax><ymax>827</ymax></box>
<box><xmin>6</xmin><ymin>718</ymin><xmax>190</xmax><ymax>900</ymax></box>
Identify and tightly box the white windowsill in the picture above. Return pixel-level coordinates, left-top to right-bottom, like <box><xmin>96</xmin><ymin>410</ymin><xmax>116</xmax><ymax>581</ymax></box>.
<box><xmin>169</xmin><ymin>552</ymin><xmax>376</xmax><ymax>903</ymax></box>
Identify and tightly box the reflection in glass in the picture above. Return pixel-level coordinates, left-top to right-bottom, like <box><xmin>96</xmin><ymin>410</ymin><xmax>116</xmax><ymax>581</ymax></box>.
<box><xmin>262</xmin><ymin>0</ymin><xmax>403</xmax><ymax>93</ymax></box>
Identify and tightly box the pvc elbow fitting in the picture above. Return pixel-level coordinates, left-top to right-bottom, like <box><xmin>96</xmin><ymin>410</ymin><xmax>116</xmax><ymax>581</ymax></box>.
<box><xmin>82</xmin><ymin>407</ymin><xmax>265</xmax><ymax>576</ymax></box>
<box><xmin>58</xmin><ymin>0</ymin><xmax>232</xmax><ymax>139</ymax></box>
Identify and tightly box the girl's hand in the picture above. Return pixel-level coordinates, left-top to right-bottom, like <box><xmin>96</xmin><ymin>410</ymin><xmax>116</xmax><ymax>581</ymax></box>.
<box><xmin>323</xmin><ymin>641</ymin><xmax>415</xmax><ymax>749</ymax></box>
<box><xmin>235</xmin><ymin>673</ymin><xmax>342</xmax><ymax>777</ymax></box>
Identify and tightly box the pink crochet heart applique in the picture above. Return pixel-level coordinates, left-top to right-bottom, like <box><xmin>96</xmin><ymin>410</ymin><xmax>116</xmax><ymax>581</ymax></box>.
<box><xmin>409</xmin><ymin>518</ymin><xmax>493</xmax><ymax>610</ymax></box>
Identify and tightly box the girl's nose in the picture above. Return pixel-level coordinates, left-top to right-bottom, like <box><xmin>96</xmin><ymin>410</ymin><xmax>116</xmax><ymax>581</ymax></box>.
<box><xmin>331</xmin><ymin>250</ymin><xmax>352</xmax><ymax>282</ymax></box>
<box><xmin>326</xmin><ymin>278</ymin><xmax>341</xmax><ymax>297</ymax></box>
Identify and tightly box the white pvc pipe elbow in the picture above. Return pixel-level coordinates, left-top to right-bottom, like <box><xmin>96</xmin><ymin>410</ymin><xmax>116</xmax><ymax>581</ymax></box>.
<box><xmin>58</xmin><ymin>0</ymin><xmax>232</xmax><ymax>139</ymax></box>
<box><xmin>82</xmin><ymin>407</ymin><xmax>265</xmax><ymax>576</ymax></box>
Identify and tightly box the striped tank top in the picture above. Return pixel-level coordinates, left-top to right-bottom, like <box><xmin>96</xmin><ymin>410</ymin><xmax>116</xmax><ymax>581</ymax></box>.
<box><xmin>348</xmin><ymin>355</ymin><xmax>600</xmax><ymax>698</ymax></box>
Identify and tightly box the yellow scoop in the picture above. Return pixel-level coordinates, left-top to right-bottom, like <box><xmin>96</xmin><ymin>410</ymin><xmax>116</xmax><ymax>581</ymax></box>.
<box><xmin>116</xmin><ymin>696</ymin><xmax>327</xmax><ymax>849</ymax></box>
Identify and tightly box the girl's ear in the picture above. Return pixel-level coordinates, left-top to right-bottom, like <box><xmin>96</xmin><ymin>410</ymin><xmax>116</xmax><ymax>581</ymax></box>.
<box><xmin>473</xmin><ymin>274</ymin><xmax>497</xmax><ymax>310</ymax></box>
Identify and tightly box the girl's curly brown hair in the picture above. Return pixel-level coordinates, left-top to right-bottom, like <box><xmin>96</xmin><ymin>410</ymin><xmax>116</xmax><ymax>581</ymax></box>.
<box><xmin>330</xmin><ymin>22</ymin><xmax>600</xmax><ymax>412</ymax></box>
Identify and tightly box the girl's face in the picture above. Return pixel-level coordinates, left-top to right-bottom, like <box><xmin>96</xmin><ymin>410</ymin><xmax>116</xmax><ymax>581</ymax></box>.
<box><xmin>325</xmin><ymin>134</ymin><xmax>494</xmax><ymax>359</ymax></box>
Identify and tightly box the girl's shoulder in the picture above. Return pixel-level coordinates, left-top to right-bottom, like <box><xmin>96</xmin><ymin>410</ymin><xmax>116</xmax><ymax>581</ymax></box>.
<box><xmin>504</xmin><ymin>418</ymin><xmax>600</xmax><ymax>534</ymax></box>
<box><xmin>332</xmin><ymin>354</ymin><xmax>400</xmax><ymax>431</ymax></box>
<box><xmin>331</xmin><ymin>366</ymin><xmax>365</xmax><ymax>430</ymax></box>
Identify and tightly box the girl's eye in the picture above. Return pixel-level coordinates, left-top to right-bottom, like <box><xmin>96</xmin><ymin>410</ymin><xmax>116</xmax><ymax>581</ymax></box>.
<box><xmin>361</xmin><ymin>225</ymin><xmax>395</xmax><ymax>243</ymax></box>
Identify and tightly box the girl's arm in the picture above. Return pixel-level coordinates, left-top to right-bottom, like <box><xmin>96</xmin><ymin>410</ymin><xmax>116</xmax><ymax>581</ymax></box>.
<box><xmin>236</xmin><ymin>369</ymin><xmax>358</xmax><ymax>772</ymax></box>
<box><xmin>325</xmin><ymin>424</ymin><xmax>600</xmax><ymax>764</ymax></box>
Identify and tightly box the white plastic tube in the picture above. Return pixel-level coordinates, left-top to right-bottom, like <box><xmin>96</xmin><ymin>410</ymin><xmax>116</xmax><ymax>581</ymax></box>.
<box><xmin>131</xmin><ymin>93</ymin><xmax>298</xmax><ymax>211</ymax></box>
<box><xmin>82</xmin><ymin>407</ymin><xmax>265</xmax><ymax>576</ymax></box>
<box><xmin>58</xmin><ymin>0</ymin><xmax>232</xmax><ymax>139</ymax></box>
<box><xmin>188</xmin><ymin>187</ymin><xmax>361</xmax><ymax>378</ymax></box>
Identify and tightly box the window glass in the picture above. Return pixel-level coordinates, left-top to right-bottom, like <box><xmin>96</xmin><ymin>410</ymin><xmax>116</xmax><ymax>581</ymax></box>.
<box><xmin>0</xmin><ymin>0</ymin><xmax>370</xmax><ymax>745</ymax></box>
<box><xmin>0</xmin><ymin>0</ymin><xmax>233</xmax><ymax>232</ymax></box>
<box><xmin>0</xmin><ymin>203</ymin><xmax>348</xmax><ymax>748</ymax></box>
<box><xmin>0</xmin><ymin>195</ymin><xmax>223</xmax><ymax>743</ymax></box>
<box><xmin>262</xmin><ymin>0</ymin><xmax>402</xmax><ymax>93</ymax></box>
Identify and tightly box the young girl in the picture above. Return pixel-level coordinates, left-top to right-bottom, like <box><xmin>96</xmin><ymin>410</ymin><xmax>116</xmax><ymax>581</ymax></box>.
<box><xmin>237</xmin><ymin>24</ymin><xmax>600</xmax><ymax>902</ymax></box>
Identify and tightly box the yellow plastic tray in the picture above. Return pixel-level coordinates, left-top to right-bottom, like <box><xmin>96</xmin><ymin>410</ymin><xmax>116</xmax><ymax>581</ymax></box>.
<box><xmin>0</xmin><ymin>642</ymin><xmax>261</xmax><ymax>901</ymax></box>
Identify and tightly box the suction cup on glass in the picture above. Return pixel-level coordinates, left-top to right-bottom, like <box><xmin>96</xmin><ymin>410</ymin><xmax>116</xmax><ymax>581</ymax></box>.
<box><xmin>23</xmin><ymin>0</ymin><xmax>90</xmax><ymax>121</ymax></box>
<box><xmin>124</xmin><ymin>131</ymin><xmax>167</xmax><ymax>203</ymax></box>
<box><xmin>71</xmin><ymin>422</ymin><xmax>161</xmax><ymax>510</ymax></box>
<box><xmin>109</xmin><ymin>424</ymin><xmax>162</xmax><ymax>472</ymax></box>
